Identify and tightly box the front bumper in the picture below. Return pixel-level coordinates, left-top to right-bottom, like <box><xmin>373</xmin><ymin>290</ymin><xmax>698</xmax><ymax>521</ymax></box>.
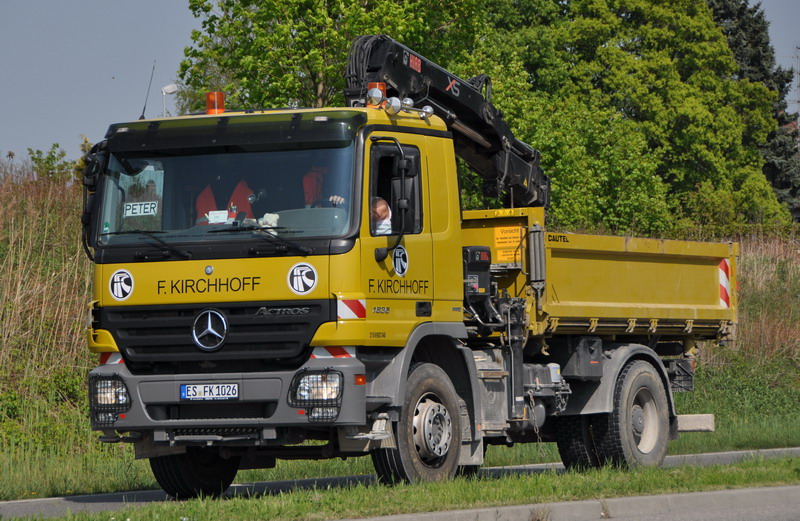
<box><xmin>88</xmin><ymin>355</ymin><xmax>366</xmax><ymax>443</ymax></box>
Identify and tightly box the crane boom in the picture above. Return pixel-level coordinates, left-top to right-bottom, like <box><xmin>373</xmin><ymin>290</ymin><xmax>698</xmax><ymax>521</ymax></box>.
<box><xmin>344</xmin><ymin>34</ymin><xmax>549</xmax><ymax>208</ymax></box>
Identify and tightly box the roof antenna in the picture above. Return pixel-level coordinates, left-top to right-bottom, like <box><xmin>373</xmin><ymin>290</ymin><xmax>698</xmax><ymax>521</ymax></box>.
<box><xmin>139</xmin><ymin>60</ymin><xmax>156</xmax><ymax>120</ymax></box>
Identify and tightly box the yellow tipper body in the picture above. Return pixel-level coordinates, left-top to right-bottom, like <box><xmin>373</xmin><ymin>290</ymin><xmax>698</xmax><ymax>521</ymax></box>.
<box><xmin>462</xmin><ymin>208</ymin><xmax>737</xmax><ymax>340</ymax></box>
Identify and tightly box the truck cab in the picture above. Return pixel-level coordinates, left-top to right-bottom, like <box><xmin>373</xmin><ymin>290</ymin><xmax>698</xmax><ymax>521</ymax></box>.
<box><xmin>84</xmin><ymin>104</ymin><xmax>475</xmax><ymax>496</ymax></box>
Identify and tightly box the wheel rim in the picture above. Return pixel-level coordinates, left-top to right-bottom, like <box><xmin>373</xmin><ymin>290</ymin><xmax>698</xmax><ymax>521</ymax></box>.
<box><xmin>412</xmin><ymin>392</ymin><xmax>452</xmax><ymax>464</ymax></box>
<box><xmin>631</xmin><ymin>387</ymin><xmax>659</xmax><ymax>453</ymax></box>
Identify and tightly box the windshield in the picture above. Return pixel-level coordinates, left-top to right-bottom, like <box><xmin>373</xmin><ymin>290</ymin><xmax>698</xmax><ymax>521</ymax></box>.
<box><xmin>96</xmin><ymin>144</ymin><xmax>356</xmax><ymax>247</ymax></box>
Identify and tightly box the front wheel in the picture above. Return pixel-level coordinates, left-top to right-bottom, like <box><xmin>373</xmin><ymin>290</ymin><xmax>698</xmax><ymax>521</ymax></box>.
<box><xmin>371</xmin><ymin>363</ymin><xmax>462</xmax><ymax>483</ymax></box>
<box><xmin>594</xmin><ymin>360</ymin><xmax>669</xmax><ymax>468</ymax></box>
<box><xmin>149</xmin><ymin>447</ymin><xmax>240</xmax><ymax>499</ymax></box>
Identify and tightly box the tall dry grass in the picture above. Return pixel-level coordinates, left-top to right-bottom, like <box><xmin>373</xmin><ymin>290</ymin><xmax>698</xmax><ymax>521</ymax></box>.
<box><xmin>733</xmin><ymin>237</ymin><xmax>800</xmax><ymax>362</ymax></box>
<box><xmin>0</xmin><ymin>169</ymin><xmax>93</xmax><ymax>399</ymax></box>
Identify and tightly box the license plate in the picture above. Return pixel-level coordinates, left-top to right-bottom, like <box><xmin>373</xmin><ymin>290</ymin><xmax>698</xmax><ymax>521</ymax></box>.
<box><xmin>180</xmin><ymin>383</ymin><xmax>239</xmax><ymax>401</ymax></box>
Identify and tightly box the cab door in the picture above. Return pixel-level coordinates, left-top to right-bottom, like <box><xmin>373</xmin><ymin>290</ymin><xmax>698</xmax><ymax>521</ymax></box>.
<box><xmin>359</xmin><ymin>132</ymin><xmax>433</xmax><ymax>346</ymax></box>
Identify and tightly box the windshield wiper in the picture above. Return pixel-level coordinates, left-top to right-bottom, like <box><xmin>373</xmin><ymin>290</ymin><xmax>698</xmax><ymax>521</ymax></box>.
<box><xmin>209</xmin><ymin>225</ymin><xmax>312</xmax><ymax>256</ymax></box>
<box><xmin>101</xmin><ymin>230</ymin><xmax>192</xmax><ymax>260</ymax></box>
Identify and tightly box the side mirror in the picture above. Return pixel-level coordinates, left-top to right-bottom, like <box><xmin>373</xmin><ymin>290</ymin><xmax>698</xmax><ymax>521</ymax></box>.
<box><xmin>81</xmin><ymin>144</ymin><xmax>107</xmax><ymax>261</ymax></box>
<box><xmin>83</xmin><ymin>150</ymin><xmax>107</xmax><ymax>189</ymax></box>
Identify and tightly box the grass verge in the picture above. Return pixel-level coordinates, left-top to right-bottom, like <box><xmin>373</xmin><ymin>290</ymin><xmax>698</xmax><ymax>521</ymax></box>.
<box><xmin>0</xmin><ymin>175</ymin><xmax>798</xmax><ymax>501</ymax></box>
<box><xmin>26</xmin><ymin>457</ymin><xmax>800</xmax><ymax>521</ymax></box>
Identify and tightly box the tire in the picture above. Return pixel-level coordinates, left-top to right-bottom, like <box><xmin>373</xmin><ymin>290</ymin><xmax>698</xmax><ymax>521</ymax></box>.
<box><xmin>149</xmin><ymin>447</ymin><xmax>240</xmax><ymax>499</ymax></box>
<box><xmin>554</xmin><ymin>415</ymin><xmax>601</xmax><ymax>470</ymax></box>
<box><xmin>593</xmin><ymin>360</ymin><xmax>669</xmax><ymax>468</ymax></box>
<box><xmin>371</xmin><ymin>363</ymin><xmax>462</xmax><ymax>484</ymax></box>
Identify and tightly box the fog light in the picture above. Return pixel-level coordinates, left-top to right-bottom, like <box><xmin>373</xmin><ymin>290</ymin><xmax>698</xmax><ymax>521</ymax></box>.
<box><xmin>308</xmin><ymin>407</ymin><xmax>339</xmax><ymax>421</ymax></box>
<box><xmin>95</xmin><ymin>412</ymin><xmax>118</xmax><ymax>425</ymax></box>
<box><xmin>289</xmin><ymin>371</ymin><xmax>343</xmax><ymax>408</ymax></box>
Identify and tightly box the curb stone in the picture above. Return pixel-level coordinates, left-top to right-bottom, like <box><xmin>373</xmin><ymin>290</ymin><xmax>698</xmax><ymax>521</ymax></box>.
<box><xmin>338</xmin><ymin>485</ymin><xmax>800</xmax><ymax>521</ymax></box>
<box><xmin>0</xmin><ymin>448</ymin><xmax>798</xmax><ymax>519</ymax></box>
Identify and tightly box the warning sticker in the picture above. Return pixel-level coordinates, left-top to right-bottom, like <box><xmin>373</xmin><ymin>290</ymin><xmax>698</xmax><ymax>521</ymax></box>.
<box><xmin>494</xmin><ymin>226</ymin><xmax>521</xmax><ymax>263</ymax></box>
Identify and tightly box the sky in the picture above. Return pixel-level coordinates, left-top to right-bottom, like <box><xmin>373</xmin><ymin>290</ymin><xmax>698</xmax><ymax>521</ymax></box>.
<box><xmin>0</xmin><ymin>1</ymin><xmax>199</xmax><ymax>161</ymax></box>
<box><xmin>759</xmin><ymin>0</ymin><xmax>800</xmax><ymax>109</ymax></box>
<box><xmin>1</xmin><ymin>1</ymin><xmax>799</xmax><ymax>161</ymax></box>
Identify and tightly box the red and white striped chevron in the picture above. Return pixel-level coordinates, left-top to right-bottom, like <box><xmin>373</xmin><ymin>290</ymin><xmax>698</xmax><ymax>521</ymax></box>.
<box><xmin>99</xmin><ymin>352</ymin><xmax>124</xmax><ymax>365</ymax></box>
<box><xmin>338</xmin><ymin>299</ymin><xmax>366</xmax><ymax>319</ymax></box>
<box><xmin>310</xmin><ymin>346</ymin><xmax>355</xmax><ymax>359</ymax></box>
<box><xmin>719</xmin><ymin>259</ymin><xmax>731</xmax><ymax>308</ymax></box>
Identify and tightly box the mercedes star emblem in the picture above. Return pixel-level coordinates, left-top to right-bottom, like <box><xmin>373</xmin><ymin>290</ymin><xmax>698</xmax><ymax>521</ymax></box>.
<box><xmin>192</xmin><ymin>309</ymin><xmax>228</xmax><ymax>351</ymax></box>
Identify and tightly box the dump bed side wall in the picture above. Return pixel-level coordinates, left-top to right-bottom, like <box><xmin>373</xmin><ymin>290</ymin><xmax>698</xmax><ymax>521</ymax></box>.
<box><xmin>545</xmin><ymin>233</ymin><xmax>737</xmax><ymax>322</ymax></box>
<box><xmin>461</xmin><ymin>208</ymin><xmax>737</xmax><ymax>340</ymax></box>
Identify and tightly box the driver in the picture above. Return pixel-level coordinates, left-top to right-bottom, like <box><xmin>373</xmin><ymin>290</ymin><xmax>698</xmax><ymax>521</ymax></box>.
<box><xmin>302</xmin><ymin>164</ymin><xmax>345</xmax><ymax>207</ymax></box>
<box><xmin>196</xmin><ymin>177</ymin><xmax>255</xmax><ymax>224</ymax></box>
<box><xmin>371</xmin><ymin>197</ymin><xmax>392</xmax><ymax>235</ymax></box>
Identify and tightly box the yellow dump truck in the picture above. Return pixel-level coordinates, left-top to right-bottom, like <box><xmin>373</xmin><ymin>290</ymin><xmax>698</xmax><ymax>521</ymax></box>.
<box><xmin>82</xmin><ymin>36</ymin><xmax>736</xmax><ymax>498</ymax></box>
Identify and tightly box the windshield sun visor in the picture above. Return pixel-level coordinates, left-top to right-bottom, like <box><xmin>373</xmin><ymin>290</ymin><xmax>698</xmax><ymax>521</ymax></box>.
<box><xmin>105</xmin><ymin>111</ymin><xmax>367</xmax><ymax>153</ymax></box>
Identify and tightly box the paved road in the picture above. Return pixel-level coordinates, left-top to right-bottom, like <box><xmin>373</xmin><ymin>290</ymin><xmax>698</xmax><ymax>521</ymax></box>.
<box><xmin>341</xmin><ymin>485</ymin><xmax>800</xmax><ymax>521</ymax></box>
<box><xmin>1</xmin><ymin>447</ymin><xmax>798</xmax><ymax>519</ymax></box>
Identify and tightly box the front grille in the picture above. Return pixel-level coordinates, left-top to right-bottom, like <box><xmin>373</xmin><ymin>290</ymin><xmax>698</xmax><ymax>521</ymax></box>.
<box><xmin>127</xmin><ymin>343</ymin><xmax>297</xmax><ymax>356</ymax></box>
<box><xmin>172</xmin><ymin>427</ymin><xmax>260</xmax><ymax>437</ymax></box>
<box><xmin>99</xmin><ymin>301</ymin><xmax>333</xmax><ymax>370</ymax></box>
<box><xmin>147</xmin><ymin>402</ymin><xmax>276</xmax><ymax>420</ymax></box>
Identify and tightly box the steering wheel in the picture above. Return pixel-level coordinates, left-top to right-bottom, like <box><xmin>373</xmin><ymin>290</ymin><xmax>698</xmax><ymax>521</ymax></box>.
<box><xmin>310</xmin><ymin>197</ymin><xmax>346</xmax><ymax>208</ymax></box>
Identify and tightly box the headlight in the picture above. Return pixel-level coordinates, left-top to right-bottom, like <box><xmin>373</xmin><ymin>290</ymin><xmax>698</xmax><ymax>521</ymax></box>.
<box><xmin>289</xmin><ymin>371</ymin><xmax>343</xmax><ymax>408</ymax></box>
<box><xmin>89</xmin><ymin>375</ymin><xmax>131</xmax><ymax>411</ymax></box>
<box><xmin>89</xmin><ymin>375</ymin><xmax>131</xmax><ymax>429</ymax></box>
<box><xmin>288</xmin><ymin>371</ymin><xmax>343</xmax><ymax>423</ymax></box>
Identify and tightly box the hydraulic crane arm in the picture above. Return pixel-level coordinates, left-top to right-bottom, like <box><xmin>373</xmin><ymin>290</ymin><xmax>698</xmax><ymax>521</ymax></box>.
<box><xmin>344</xmin><ymin>34</ymin><xmax>549</xmax><ymax>208</ymax></box>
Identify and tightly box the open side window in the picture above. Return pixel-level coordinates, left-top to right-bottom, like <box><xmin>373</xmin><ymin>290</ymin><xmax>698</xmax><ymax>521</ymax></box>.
<box><xmin>369</xmin><ymin>143</ymin><xmax>422</xmax><ymax>236</ymax></box>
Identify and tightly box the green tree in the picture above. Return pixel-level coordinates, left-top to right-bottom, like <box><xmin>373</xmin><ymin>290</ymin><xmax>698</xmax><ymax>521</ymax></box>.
<box><xmin>708</xmin><ymin>0</ymin><xmax>800</xmax><ymax>219</ymax></box>
<box><xmin>499</xmin><ymin>0</ymin><xmax>788</xmax><ymax>226</ymax></box>
<box><xmin>451</xmin><ymin>29</ymin><xmax>671</xmax><ymax>232</ymax></box>
<box><xmin>72</xmin><ymin>135</ymin><xmax>94</xmax><ymax>183</ymax></box>
<box><xmin>27</xmin><ymin>144</ymin><xmax>72</xmax><ymax>183</ymax></box>
<box><xmin>180</xmin><ymin>0</ymin><xmax>483</xmax><ymax>111</ymax></box>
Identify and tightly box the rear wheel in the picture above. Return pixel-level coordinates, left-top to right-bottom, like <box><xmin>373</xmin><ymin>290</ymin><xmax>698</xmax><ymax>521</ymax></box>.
<box><xmin>149</xmin><ymin>447</ymin><xmax>240</xmax><ymax>499</ymax></box>
<box><xmin>593</xmin><ymin>360</ymin><xmax>669</xmax><ymax>467</ymax></box>
<box><xmin>371</xmin><ymin>363</ymin><xmax>462</xmax><ymax>483</ymax></box>
<box><xmin>555</xmin><ymin>415</ymin><xmax>601</xmax><ymax>470</ymax></box>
